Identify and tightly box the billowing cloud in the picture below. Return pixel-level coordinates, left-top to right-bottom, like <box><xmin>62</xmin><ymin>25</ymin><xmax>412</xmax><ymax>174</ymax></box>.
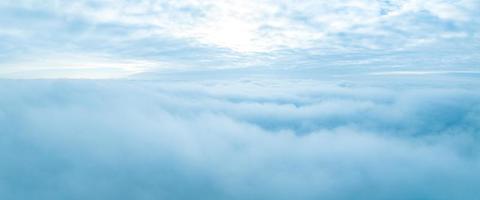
<box><xmin>1</xmin><ymin>73</ymin><xmax>479</xmax><ymax>199</ymax></box>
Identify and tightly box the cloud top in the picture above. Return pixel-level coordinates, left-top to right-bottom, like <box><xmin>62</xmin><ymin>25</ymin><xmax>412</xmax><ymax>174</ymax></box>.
<box><xmin>1</xmin><ymin>75</ymin><xmax>479</xmax><ymax>199</ymax></box>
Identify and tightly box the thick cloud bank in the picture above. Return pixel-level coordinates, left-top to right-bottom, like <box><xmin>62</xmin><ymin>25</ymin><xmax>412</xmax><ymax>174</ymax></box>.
<box><xmin>1</xmin><ymin>75</ymin><xmax>480</xmax><ymax>199</ymax></box>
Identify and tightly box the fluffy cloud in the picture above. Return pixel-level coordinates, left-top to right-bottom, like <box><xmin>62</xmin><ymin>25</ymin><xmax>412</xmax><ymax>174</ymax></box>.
<box><xmin>1</xmin><ymin>73</ymin><xmax>479</xmax><ymax>199</ymax></box>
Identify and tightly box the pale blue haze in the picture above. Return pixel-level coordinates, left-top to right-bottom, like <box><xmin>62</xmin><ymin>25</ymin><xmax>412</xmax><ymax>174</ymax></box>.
<box><xmin>0</xmin><ymin>1</ymin><xmax>479</xmax><ymax>200</ymax></box>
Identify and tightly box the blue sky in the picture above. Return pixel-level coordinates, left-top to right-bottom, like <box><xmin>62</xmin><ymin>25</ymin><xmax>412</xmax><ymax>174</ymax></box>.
<box><xmin>1</xmin><ymin>0</ymin><xmax>479</xmax><ymax>78</ymax></box>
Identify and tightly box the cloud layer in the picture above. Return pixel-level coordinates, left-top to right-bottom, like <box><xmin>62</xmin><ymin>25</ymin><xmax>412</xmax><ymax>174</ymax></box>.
<box><xmin>1</xmin><ymin>74</ymin><xmax>479</xmax><ymax>199</ymax></box>
<box><xmin>5</xmin><ymin>0</ymin><xmax>478</xmax><ymax>51</ymax></box>
<box><xmin>0</xmin><ymin>0</ymin><xmax>479</xmax><ymax>78</ymax></box>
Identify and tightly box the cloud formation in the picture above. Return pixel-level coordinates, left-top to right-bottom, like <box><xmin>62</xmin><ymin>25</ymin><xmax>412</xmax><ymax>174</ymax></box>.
<box><xmin>0</xmin><ymin>0</ymin><xmax>479</xmax><ymax>78</ymax></box>
<box><xmin>0</xmin><ymin>1</ymin><xmax>478</xmax><ymax>198</ymax></box>
<box><xmin>7</xmin><ymin>0</ymin><xmax>477</xmax><ymax>51</ymax></box>
<box><xmin>1</xmin><ymin>74</ymin><xmax>479</xmax><ymax>199</ymax></box>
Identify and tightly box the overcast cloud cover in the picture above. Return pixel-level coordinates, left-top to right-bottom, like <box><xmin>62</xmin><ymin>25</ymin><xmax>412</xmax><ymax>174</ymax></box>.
<box><xmin>1</xmin><ymin>0</ymin><xmax>480</xmax><ymax>200</ymax></box>
<box><xmin>1</xmin><ymin>0</ymin><xmax>479</xmax><ymax>78</ymax></box>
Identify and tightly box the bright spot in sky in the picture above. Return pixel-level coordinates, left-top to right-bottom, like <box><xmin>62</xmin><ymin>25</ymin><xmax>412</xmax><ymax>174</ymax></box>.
<box><xmin>0</xmin><ymin>0</ymin><xmax>478</xmax><ymax>78</ymax></box>
<box><xmin>198</xmin><ymin>18</ymin><xmax>259</xmax><ymax>52</ymax></box>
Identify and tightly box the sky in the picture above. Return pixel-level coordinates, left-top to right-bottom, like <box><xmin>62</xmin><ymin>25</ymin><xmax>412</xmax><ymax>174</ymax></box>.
<box><xmin>0</xmin><ymin>0</ymin><xmax>479</xmax><ymax>78</ymax></box>
<box><xmin>1</xmin><ymin>1</ymin><xmax>480</xmax><ymax>200</ymax></box>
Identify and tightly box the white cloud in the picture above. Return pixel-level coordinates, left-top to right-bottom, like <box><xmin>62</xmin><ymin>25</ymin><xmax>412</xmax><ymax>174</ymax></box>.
<box><xmin>6</xmin><ymin>0</ymin><xmax>475</xmax><ymax>53</ymax></box>
<box><xmin>0</xmin><ymin>0</ymin><xmax>478</xmax><ymax>78</ymax></box>
<box><xmin>1</xmin><ymin>75</ymin><xmax>479</xmax><ymax>199</ymax></box>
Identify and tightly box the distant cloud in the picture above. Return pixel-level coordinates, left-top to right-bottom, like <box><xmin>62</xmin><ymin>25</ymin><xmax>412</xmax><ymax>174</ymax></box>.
<box><xmin>1</xmin><ymin>75</ymin><xmax>479</xmax><ymax>199</ymax></box>
<box><xmin>0</xmin><ymin>0</ymin><xmax>479</xmax><ymax>78</ymax></box>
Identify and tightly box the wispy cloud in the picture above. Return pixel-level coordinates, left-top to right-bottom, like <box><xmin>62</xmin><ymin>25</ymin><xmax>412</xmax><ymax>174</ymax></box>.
<box><xmin>0</xmin><ymin>0</ymin><xmax>479</xmax><ymax>78</ymax></box>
